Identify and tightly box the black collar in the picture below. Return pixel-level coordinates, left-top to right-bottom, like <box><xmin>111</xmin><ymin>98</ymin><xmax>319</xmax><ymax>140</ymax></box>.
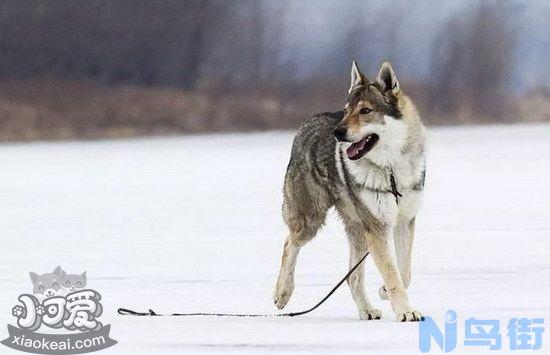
<box><xmin>389</xmin><ymin>171</ymin><xmax>402</xmax><ymax>205</ymax></box>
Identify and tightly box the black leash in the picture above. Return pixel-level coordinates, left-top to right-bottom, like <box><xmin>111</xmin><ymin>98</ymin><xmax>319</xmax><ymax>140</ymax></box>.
<box><xmin>118</xmin><ymin>251</ymin><xmax>369</xmax><ymax>318</ymax></box>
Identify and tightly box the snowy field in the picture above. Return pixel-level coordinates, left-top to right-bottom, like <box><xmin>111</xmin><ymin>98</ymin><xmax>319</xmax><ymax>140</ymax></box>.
<box><xmin>1</xmin><ymin>123</ymin><xmax>549</xmax><ymax>354</ymax></box>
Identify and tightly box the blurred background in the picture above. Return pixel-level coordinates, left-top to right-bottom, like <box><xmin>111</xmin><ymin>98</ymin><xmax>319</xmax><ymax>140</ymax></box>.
<box><xmin>0</xmin><ymin>0</ymin><xmax>548</xmax><ymax>141</ymax></box>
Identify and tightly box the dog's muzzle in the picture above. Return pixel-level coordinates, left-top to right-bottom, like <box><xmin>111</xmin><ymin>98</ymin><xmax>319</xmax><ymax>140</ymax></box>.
<box><xmin>332</xmin><ymin>127</ymin><xmax>348</xmax><ymax>142</ymax></box>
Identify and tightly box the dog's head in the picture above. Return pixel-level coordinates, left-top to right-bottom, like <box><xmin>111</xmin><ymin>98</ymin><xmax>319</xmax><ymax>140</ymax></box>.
<box><xmin>333</xmin><ymin>60</ymin><xmax>411</xmax><ymax>162</ymax></box>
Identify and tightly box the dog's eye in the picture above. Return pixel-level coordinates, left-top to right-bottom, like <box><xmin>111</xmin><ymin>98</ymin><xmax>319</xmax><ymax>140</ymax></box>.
<box><xmin>65</xmin><ymin>281</ymin><xmax>70</xmax><ymax>285</ymax></box>
<box><xmin>38</xmin><ymin>285</ymin><xmax>45</xmax><ymax>291</ymax></box>
<box><xmin>360</xmin><ymin>108</ymin><xmax>371</xmax><ymax>115</ymax></box>
<box><xmin>76</xmin><ymin>281</ymin><xmax>82</xmax><ymax>286</ymax></box>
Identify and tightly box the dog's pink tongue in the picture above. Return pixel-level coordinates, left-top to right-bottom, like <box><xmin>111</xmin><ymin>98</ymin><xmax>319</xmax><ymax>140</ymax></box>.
<box><xmin>346</xmin><ymin>138</ymin><xmax>366</xmax><ymax>159</ymax></box>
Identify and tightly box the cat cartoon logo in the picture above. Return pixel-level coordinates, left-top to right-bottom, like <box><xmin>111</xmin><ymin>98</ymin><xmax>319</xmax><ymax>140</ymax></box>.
<box><xmin>2</xmin><ymin>266</ymin><xmax>117</xmax><ymax>354</ymax></box>
<box><xmin>30</xmin><ymin>267</ymin><xmax>87</xmax><ymax>304</ymax></box>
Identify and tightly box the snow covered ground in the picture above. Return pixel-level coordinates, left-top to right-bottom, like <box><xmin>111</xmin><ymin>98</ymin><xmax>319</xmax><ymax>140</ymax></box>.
<box><xmin>0</xmin><ymin>123</ymin><xmax>549</xmax><ymax>354</ymax></box>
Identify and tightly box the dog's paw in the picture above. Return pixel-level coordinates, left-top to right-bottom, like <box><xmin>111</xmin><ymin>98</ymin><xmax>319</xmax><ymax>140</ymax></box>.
<box><xmin>273</xmin><ymin>280</ymin><xmax>294</xmax><ymax>310</ymax></box>
<box><xmin>378</xmin><ymin>285</ymin><xmax>389</xmax><ymax>300</ymax></box>
<box><xmin>396</xmin><ymin>309</ymin><xmax>422</xmax><ymax>322</ymax></box>
<box><xmin>359</xmin><ymin>308</ymin><xmax>382</xmax><ymax>320</ymax></box>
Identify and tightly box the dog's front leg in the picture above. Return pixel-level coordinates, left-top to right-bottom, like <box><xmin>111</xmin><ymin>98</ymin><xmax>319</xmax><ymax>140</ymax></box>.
<box><xmin>367</xmin><ymin>230</ymin><xmax>422</xmax><ymax>321</ymax></box>
<box><xmin>379</xmin><ymin>218</ymin><xmax>415</xmax><ymax>300</ymax></box>
<box><xmin>347</xmin><ymin>239</ymin><xmax>382</xmax><ymax>320</ymax></box>
<box><xmin>394</xmin><ymin>218</ymin><xmax>415</xmax><ymax>289</ymax></box>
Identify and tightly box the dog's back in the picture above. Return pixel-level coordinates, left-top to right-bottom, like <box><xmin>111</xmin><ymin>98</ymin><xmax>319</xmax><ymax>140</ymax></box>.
<box><xmin>286</xmin><ymin>111</ymin><xmax>342</xmax><ymax>181</ymax></box>
<box><xmin>282</xmin><ymin>112</ymin><xmax>343</xmax><ymax>232</ymax></box>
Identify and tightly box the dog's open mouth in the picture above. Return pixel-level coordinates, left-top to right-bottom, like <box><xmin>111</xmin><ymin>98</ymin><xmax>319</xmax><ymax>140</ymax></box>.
<box><xmin>346</xmin><ymin>134</ymin><xmax>379</xmax><ymax>160</ymax></box>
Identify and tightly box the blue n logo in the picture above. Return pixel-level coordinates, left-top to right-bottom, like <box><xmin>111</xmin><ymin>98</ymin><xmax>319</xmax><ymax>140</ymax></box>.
<box><xmin>419</xmin><ymin>310</ymin><xmax>458</xmax><ymax>352</ymax></box>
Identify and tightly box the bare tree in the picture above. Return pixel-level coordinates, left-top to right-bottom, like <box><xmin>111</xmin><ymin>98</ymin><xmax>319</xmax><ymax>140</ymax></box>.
<box><xmin>430</xmin><ymin>1</ymin><xmax>516</xmax><ymax>122</ymax></box>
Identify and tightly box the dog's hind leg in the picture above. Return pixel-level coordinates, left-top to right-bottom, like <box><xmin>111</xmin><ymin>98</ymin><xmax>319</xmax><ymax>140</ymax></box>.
<box><xmin>273</xmin><ymin>234</ymin><xmax>301</xmax><ymax>310</ymax></box>
<box><xmin>379</xmin><ymin>218</ymin><xmax>415</xmax><ymax>300</ymax></box>
<box><xmin>274</xmin><ymin>186</ymin><xmax>328</xmax><ymax>310</ymax></box>
<box><xmin>273</xmin><ymin>215</ymin><xmax>325</xmax><ymax>309</ymax></box>
<box><xmin>346</xmin><ymin>230</ymin><xmax>382</xmax><ymax>320</ymax></box>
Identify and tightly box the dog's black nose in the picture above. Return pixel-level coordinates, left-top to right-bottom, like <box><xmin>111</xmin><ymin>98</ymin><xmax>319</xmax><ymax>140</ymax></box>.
<box><xmin>333</xmin><ymin>126</ymin><xmax>348</xmax><ymax>142</ymax></box>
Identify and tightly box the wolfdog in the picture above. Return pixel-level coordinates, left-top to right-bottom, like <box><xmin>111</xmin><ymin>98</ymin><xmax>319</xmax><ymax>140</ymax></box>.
<box><xmin>274</xmin><ymin>60</ymin><xmax>426</xmax><ymax>321</ymax></box>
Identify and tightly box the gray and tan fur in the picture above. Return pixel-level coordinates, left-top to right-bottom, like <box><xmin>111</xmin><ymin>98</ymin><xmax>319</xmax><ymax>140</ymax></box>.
<box><xmin>274</xmin><ymin>60</ymin><xmax>426</xmax><ymax>321</ymax></box>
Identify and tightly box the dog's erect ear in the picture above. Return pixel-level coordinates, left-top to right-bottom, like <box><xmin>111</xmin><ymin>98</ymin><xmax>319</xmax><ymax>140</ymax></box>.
<box><xmin>376</xmin><ymin>60</ymin><xmax>400</xmax><ymax>95</ymax></box>
<box><xmin>81</xmin><ymin>271</ymin><xmax>87</xmax><ymax>280</ymax></box>
<box><xmin>30</xmin><ymin>272</ymin><xmax>39</xmax><ymax>283</ymax></box>
<box><xmin>349</xmin><ymin>60</ymin><xmax>367</xmax><ymax>94</ymax></box>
